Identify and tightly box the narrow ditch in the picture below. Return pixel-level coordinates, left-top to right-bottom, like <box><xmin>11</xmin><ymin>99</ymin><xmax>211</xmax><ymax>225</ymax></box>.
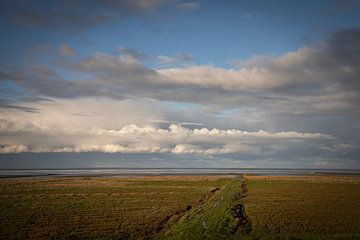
<box><xmin>200</xmin><ymin>214</ymin><xmax>209</xmax><ymax>237</ymax></box>
<box><xmin>152</xmin><ymin>186</ymin><xmax>221</xmax><ymax>237</ymax></box>
<box><xmin>152</xmin><ymin>204</ymin><xmax>192</xmax><ymax>236</ymax></box>
<box><xmin>231</xmin><ymin>180</ymin><xmax>253</xmax><ymax>234</ymax></box>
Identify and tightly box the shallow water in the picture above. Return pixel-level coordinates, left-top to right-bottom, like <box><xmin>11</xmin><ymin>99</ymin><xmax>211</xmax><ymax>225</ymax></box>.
<box><xmin>0</xmin><ymin>168</ymin><xmax>359</xmax><ymax>178</ymax></box>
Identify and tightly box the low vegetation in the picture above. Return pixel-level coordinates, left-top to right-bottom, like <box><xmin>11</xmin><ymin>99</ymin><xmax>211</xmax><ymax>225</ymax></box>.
<box><xmin>0</xmin><ymin>175</ymin><xmax>359</xmax><ymax>239</ymax></box>
<box><xmin>159</xmin><ymin>176</ymin><xmax>250</xmax><ymax>239</ymax></box>
<box><xmin>0</xmin><ymin>176</ymin><xmax>231</xmax><ymax>239</ymax></box>
<box><xmin>243</xmin><ymin>175</ymin><xmax>360</xmax><ymax>239</ymax></box>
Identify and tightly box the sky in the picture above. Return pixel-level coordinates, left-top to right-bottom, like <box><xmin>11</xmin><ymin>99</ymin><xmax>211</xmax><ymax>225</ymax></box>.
<box><xmin>0</xmin><ymin>0</ymin><xmax>360</xmax><ymax>169</ymax></box>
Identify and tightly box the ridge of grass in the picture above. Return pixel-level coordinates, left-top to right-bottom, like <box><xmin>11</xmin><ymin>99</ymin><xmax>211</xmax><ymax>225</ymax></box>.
<box><xmin>158</xmin><ymin>176</ymin><xmax>250</xmax><ymax>240</ymax></box>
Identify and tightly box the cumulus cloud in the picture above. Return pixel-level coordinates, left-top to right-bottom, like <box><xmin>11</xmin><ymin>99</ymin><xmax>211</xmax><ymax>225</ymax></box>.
<box><xmin>160</xmin><ymin>44</ymin><xmax>358</xmax><ymax>93</ymax></box>
<box><xmin>118</xmin><ymin>47</ymin><xmax>149</xmax><ymax>61</ymax></box>
<box><xmin>2</xmin><ymin>28</ymin><xmax>360</xmax><ymax>108</ymax></box>
<box><xmin>0</xmin><ymin>113</ymin><xmax>333</xmax><ymax>154</ymax></box>
<box><xmin>0</xmin><ymin>144</ymin><xmax>28</xmax><ymax>154</ymax></box>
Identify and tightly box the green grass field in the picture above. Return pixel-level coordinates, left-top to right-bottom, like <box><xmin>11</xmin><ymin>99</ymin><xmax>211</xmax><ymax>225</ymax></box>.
<box><xmin>0</xmin><ymin>176</ymin><xmax>230</xmax><ymax>239</ymax></box>
<box><xmin>243</xmin><ymin>175</ymin><xmax>360</xmax><ymax>239</ymax></box>
<box><xmin>0</xmin><ymin>175</ymin><xmax>359</xmax><ymax>239</ymax></box>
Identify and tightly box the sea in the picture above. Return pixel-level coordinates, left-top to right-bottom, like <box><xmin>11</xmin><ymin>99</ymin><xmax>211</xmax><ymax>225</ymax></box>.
<box><xmin>0</xmin><ymin>168</ymin><xmax>359</xmax><ymax>178</ymax></box>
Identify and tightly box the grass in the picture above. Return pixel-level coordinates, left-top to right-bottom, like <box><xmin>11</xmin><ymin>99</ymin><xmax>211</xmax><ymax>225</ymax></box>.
<box><xmin>243</xmin><ymin>175</ymin><xmax>360</xmax><ymax>239</ymax></box>
<box><xmin>0</xmin><ymin>175</ymin><xmax>360</xmax><ymax>239</ymax></box>
<box><xmin>159</xmin><ymin>176</ymin><xmax>249</xmax><ymax>239</ymax></box>
<box><xmin>0</xmin><ymin>176</ymin><xmax>231</xmax><ymax>239</ymax></box>
<box><xmin>159</xmin><ymin>175</ymin><xmax>360</xmax><ymax>240</ymax></box>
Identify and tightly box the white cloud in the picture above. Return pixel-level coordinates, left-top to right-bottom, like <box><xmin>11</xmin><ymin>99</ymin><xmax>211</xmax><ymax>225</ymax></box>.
<box><xmin>5</xmin><ymin>31</ymin><xmax>359</xmax><ymax>112</ymax></box>
<box><xmin>0</xmin><ymin>145</ymin><xmax>28</xmax><ymax>154</ymax></box>
<box><xmin>157</xmin><ymin>47</ymin><xmax>349</xmax><ymax>91</ymax></box>
<box><xmin>0</xmin><ymin>29</ymin><xmax>359</xmax><ymax>167</ymax></box>
<box><xmin>0</xmin><ymin>111</ymin><xmax>332</xmax><ymax>154</ymax></box>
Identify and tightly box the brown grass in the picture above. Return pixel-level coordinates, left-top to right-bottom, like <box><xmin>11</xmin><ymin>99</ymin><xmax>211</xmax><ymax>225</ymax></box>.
<box><xmin>243</xmin><ymin>175</ymin><xmax>360</xmax><ymax>238</ymax></box>
<box><xmin>0</xmin><ymin>175</ymin><xmax>230</xmax><ymax>239</ymax></box>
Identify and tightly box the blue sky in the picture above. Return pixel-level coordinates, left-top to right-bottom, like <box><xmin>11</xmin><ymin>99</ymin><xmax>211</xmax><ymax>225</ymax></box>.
<box><xmin>2</xmin><ymin>0</ymin><xmax>360</xmax><ymax>67</ymax></box>
<box><xmin>0</xmin><ymin>0</ymin><xmax>360</xmax><ymax>169</ymax></box>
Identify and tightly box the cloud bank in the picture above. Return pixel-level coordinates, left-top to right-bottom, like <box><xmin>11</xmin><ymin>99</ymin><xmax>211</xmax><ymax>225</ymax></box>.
<box><xmin>0</xmin><ymin>116</ymin><xmax>332</xmax><ymax>155</ymax></box>
<box><xmin>2</xmin><ymin>29</ymin><xmax>359</xmax><ymax>108</ymax></box>
<box><xmin>0</xmin><ymin>28</ymin><xmax>359</xmax><ymax>168</ymax></box>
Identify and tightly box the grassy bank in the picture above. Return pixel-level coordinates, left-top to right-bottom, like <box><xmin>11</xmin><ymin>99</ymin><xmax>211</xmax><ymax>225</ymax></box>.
<box><xmin>159</xmin><ymin>176</ymin><xmax>250</xmax><ymax>239</ymax></box>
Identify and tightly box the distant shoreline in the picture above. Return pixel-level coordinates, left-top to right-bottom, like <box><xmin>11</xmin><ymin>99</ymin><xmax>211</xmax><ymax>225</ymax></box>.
<box><xmin>0</xmin><ymin>168</ymin><xmax>359</xmax><ymax>178</ymax></box>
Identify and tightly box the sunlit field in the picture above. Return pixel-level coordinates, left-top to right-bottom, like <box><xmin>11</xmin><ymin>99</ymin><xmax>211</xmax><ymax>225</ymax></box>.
<box><xmin>243</xmin><ymin>175</ymin><xmax>360</xmax><ymax>239</ymax></box>
<box><xmin>0</xmin><ymin>176</ymin><xmax>230</xmax><ymax>239</ymax></box>
<box><xmin>0</xmin><ymin>175</ymin><xmax>359</xmax><ymax>239</ymax></box>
